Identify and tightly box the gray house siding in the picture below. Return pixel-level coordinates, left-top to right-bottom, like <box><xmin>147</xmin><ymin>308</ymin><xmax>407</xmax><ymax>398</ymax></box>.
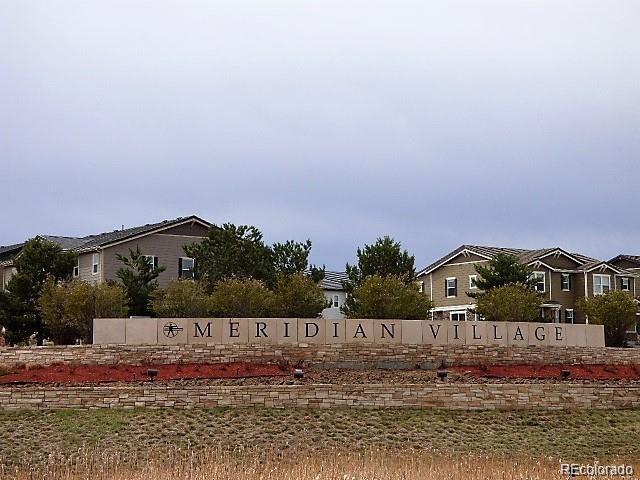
<box><xmin>101</xmin><ymin>233</ymin><xmax>205</xmax><ymax>288</ymax></box>
<box><xmin>322</xmin><ymin>290</ymin><xmax>346</xmax><ymax>319</ymax></box>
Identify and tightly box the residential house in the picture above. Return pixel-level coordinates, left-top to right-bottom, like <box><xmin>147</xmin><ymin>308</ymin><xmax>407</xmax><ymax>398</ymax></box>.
<box><xmin>609</xmin><ymin>255</ymin><xmax>640</xmax><ymax>277</ymax></box>
<box><xmin>417</xmin><ymin>245</ymin><xmax>639</xmax><ymax>323</ymax></box>
<box><xmin>319</xmin><ymin>271</ymin><xmax>348</xmax><ymax>319</ymax></box>
<box><xmin>0</xmin><ymin>215</ymin><xmax>211</xmax><ymax>289</ymax></box>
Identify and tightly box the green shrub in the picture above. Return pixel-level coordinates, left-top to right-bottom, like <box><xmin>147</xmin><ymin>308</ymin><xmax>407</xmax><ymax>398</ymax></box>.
<box><xmin>577</xmin><ymin>290</ymin><xmax>638</xmax><ymax>347</ymax></box>
<box><xmin>151</xmin><ymin>280</ymin><xmax>211</xmax><ymax>318</ymax></box>
<box><xmin>345</xmin><ymin>275</ymin><xmax>433</xmax><ymax>319</ymax></box>
<box><xmin>210</xmin><ymin>278</ymin><xmax>275</xmax><ymax>317</ymax></box>
<box><xmin>475</xmin><ymin>283</ymin><xmax>542</xmax><ymax>322</ymax></box>
<box><xmin>272</xmin><ymin>274</ymin><xmax>329</xmax><ymax>318</ymax></box>
<box><xmin>39</xmin><ymin>279</ymin><xmax>128</xmax><ymax>344</ymax></box>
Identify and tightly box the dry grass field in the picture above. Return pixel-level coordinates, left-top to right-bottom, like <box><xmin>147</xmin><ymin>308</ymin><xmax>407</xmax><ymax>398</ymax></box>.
<box><xmin>1</xmin><ymin>407</ymin><xmax>639</xmax><ymax>479</ymax></box>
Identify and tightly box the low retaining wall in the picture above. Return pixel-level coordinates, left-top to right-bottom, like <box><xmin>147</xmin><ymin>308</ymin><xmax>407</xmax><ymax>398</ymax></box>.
<box><xmin>93</xmin><ymin>317</ymin><xmax>605</xmax><ymax>348</ymax></box>
<box><xmin>1</xmin><ymin>383</ymin><xmax>639</xmax><ymax>411</ymax></box>
<box><xmin>1</xmin><ymin>344</ymin><xmax>639</xmax><ymax>370</ymax></box>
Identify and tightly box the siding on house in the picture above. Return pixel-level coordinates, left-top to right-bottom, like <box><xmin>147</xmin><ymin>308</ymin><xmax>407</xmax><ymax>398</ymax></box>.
<box><xmin>101</xmin><ymin>232</ymin><xmax>205</xmax><ymax>288</ymax></box>
<box><xmin>322</xmin><ymin>291</ymin><xmax>347</xmax><ymax>319</ymax></box>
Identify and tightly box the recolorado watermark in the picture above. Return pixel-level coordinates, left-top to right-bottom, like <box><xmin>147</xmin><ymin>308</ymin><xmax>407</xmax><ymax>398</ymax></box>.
<box><xmin>560</xmin><ymin>463</ymin><xmax>634</xmax><ymax>477</ymax></box>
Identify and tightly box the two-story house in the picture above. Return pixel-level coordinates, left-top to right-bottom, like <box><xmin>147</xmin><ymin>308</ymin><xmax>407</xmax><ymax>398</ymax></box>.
<box><xmin>417</xmin><ymin>245</ymin><xmax>638</xmax><ymax>323</ymax></box>
<box><xmin>0</xmin><ymin>215</ymin><xmax>211</xmax><ymax>289</ymax></box>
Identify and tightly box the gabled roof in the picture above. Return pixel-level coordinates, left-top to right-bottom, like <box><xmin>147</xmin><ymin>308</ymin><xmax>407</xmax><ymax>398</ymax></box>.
<box><xmin>418</xmin><ymin>244</ymin><xmax>633</xmax><ymax>277</ymax></box>
<box><xmin>0</xmin><ymin>215</ymin><xmax>211</xmax><ymax>263</ymax></box>
<box><xmin>610</xmin><ymin>255</ymin><xmax>640</xmax><ymax>267</ymax></box>
<box><xmin>418</xmin><ymin>245</ymin><xmax>523</xmax><ymax>276</ymax></box>
<box><xmin>76</xmin><ymin>215</ymin><xmax>210</xmax><ymax>250</ymax></box>
<box><xmin>0</xmin><ymin>243</ymin><xmax>25</xmax><ymax>262</ymax></box>
<box><xmin>318</xmin><ymin>271</ymin><xmax>349</xmax><ymax>291</ymax></box>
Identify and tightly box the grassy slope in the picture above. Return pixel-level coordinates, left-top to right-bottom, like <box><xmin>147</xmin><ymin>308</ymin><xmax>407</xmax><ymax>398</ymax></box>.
<box><xmin>1</xmin><ymin>408</ymin><xmax>639</xmax><ymax>466</ymax></box>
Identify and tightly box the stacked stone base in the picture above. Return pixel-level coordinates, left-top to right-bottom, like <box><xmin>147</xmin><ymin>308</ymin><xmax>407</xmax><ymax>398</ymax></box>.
<box><xmin>1</xmin><ymin>343</ymin><xmax>639</xmax><ymax>370</ymax></box>
<box><xmin>1</xmin><ymin>383</ymin><xmax>639</xmax><ymax>411</ymax></box>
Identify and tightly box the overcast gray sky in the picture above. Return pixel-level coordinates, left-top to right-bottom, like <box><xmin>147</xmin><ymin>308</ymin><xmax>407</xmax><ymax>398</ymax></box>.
<box><xmin>1</xmin><ymin>1</ymin><xmax>639</xmax><ymax>270</ymax></box>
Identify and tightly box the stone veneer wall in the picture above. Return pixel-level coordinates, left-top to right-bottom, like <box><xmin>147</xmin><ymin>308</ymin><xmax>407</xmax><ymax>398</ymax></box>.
<box><xmin>1</xmin><ymin>383</ymin><xmax>639</xmax><ymax>411</ymax></box>
<box><xmin>1</xmin><ymin>344</ymin><xmax>639</xmax><ymax>370</ymax></box>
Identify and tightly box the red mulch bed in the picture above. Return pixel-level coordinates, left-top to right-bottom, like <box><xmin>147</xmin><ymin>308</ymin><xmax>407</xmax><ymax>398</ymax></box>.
<box><xmin>0</xmin><ymin>363</ymin><xmax>290</xmax><ymax>385</ymax></box>
<box><xmin>451</xmin><ymin>364</ymin><xmax>640</xmax><ymax>380</ymax></box>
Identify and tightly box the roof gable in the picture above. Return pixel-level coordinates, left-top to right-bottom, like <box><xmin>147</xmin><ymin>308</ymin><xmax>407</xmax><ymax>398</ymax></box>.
<box><xmin>78</xmin><ymin>215</ymin><xmax>211</xmax><ymax>250</ymax></box>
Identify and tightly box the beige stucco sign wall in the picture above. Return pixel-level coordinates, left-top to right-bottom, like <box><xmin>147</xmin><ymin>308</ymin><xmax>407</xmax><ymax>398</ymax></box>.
<box><xmin>93</xmin><ymin>318</ymin><xmax>605</xmax><ymax>348</ymax></box>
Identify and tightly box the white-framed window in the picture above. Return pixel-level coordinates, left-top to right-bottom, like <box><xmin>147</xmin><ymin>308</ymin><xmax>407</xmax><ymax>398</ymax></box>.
<box><xmin>621</xmin><ymin>277</ymin><xmax>631</xmax><ymax>292</ymax></box>
<box><xmin>561</xmin><ymin>273</ymin><xmax>571</xmax><ymax>291</ymax></box>
<box><xmin>451</xmin><ymin>311</ymin><xmax>466</xmax><ymax>322</ymax></box>
<box><xmin>417</xmin><ymin>281</ymin><xmax>424</xmax><ymax>293</ymax></box>
<box><xmin>73</xmin><ymin>258</ymin><xmax>80</xmax><ymax>278</ymax></box>
<box><xmin>332</xmin><ymin>295</ymin><xmax>340</xmax><ymax>308</ymax></box>
<box><xmin>445</xmin><ymin>277</ymin><xmax>457</xmax><ymax>298</ymax></box>
<box><xmin>143</xmin><ymin>255</ymin><xmax>159</xmax><ymax>271</ymax></box>
<box><xmin>593</xmin><ymin>274</ymin><xmax>611</xmax><ymax>295</ymax></box>
<box><xmin>178</xmin><ymin>257</ymin><xmax>195</xmax><ymax>279</ymax></box>
<box><xmin>92</xmin><ymin>254</ymin><xmax>99</xmax><ymax>274</ymax></box>
<box><xmin>565</xmin><ymin>309</ymin><xmax>574</xmax><ymax>324</ymax></box>
<box><xmin>533</xmin><ymin>272</ymin><xmax>546</xmax><ymax>293</ymax></box>
<box><xmin>469</xmin><ymin>275</ymin><xmax>478</xmax><ymax>289</ymax></box>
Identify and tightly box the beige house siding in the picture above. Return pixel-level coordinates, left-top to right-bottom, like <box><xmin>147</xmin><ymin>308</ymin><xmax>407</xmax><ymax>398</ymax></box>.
<box><xmin>75</xmin><ymin>252</ymin><xmax>101</xmax><ymax>284</ymax></box>
<box><xmin>2</xmin><ymin>266</ymin><xmax>16</xmax><ymax>290</ymax></box>
<box><xmin>423</xmin><ymin>263</ymin><xmax>484</xmax><ymax>308</ymax></box>
<box><xmin>540</xmin><ymin>255</ymin><xmax>581</xmax><ymax>270</ymax></box>
<box><xmin>101</xmin><ymin>233</ymin><xmax>205</xmax><ymax>288</ymax></box>
<box><xmin>586</xmin><ymin>268</ymin><xmax>618</xmax><ymax>298</ymax></box>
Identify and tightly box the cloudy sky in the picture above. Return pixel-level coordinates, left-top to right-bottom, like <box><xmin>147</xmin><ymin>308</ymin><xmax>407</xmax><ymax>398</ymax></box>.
<box><xmin>1</xmin><ymin>1</ymin><xmax>639</xmax><ymax>270</ymax></box>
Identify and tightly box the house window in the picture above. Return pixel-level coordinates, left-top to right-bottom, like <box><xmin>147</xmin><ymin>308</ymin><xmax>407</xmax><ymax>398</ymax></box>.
<box><xmin>451</xmin><ymin>311</ymin><xmax>466</xmax><ymax>322</ymax></box>
<box><xmin>593</xmin><ymin>274</ymin><xmax>611</xmax><ymax>295</ymax></box>
<box><xmin>565</xmin><ymin>309</ymin><xmax>574</xmax><ymax>324</ymax></box>
<box><xmin>561</xmin><ymin>273</ymin><xmax>571</xmax><ymax>291</ymax></box>
<box><xmin>417</xmin><ymin>281</ymin><xmax>424</xmax><ymax>293</ymax></box>
<box><xmin>621</xmin><ymin>277</ymin><xmax>631</xmax><ymax>292</ymax></box>
<box><xmin>533</xmin><ymin>272</ymin><xmax>545</xmax><ymax>293</ymax></box>
<box><xmin>143</xmin><ymin>255</ymin><xmax>159</xmax><ymax>271</ymax></box>
<box><xmin>73</xmin><ymin>258</ymin><xmax>80</xmax><ymax>278</ymax></box>
<box><xmin>469</xmin><ymin>275</ymin><xmax>478</xmax><ymax>289</ymax></box>
<box><xmin>332</xmin><ymin>295</ymin><xmax>340</xmax><ymax>308</ymax></box>
<box><xmin>178</xmin><ymin>257</ymin><xmax>195</xmax><ymax>279</ymax></box>
<box><xmin>92</xmin><ymin>254</ymin><xmax>99</xmax><ymax>274</ymax></box>
<box><xmin>445</xmin><ymin>278</ymin><xmax>457</xmax><ymax>298</ymax></box>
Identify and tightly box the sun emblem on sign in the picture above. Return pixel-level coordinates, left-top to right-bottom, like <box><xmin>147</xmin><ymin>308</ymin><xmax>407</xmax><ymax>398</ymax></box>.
<box><xmin>163</xmin><ymin>322</ymin><xmax>183</xmax><ymax>338</ymax></box>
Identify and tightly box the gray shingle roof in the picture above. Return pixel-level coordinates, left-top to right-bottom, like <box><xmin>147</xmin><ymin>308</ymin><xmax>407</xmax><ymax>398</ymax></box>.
<box><xmin>40</xmin><ymin>236</ymin><xmax>90</xmax><ymax>250</ymax></box>
<box><xmin>610</xmin><ymin>255</ymin><xmax>640</xmax><ymax>267</ymax></box>
<box><xmin>0</xmin><ymin>216</ymin><xmax>210</xmax><ymax>262</ymax></box>
<box><xmin>77</xmin><ymin>216</ymin><xmax>209</xmax><ymax>250</ymax></box>
<box><xmin>318</xmin><ymin>271</ymin><xmax>349</xmax><ymax>291</ymax></box>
